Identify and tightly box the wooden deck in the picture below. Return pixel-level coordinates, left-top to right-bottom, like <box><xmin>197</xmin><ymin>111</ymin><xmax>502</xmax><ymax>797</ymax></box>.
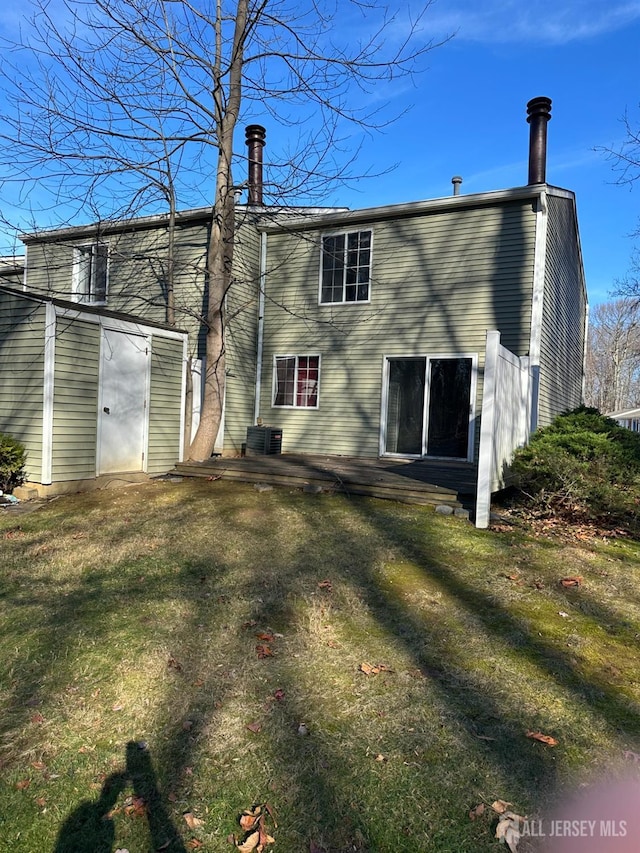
<box><xmin>173</xmin><ymin>453</ymin><xmax>478</xmax><ymax>508</ymax></box>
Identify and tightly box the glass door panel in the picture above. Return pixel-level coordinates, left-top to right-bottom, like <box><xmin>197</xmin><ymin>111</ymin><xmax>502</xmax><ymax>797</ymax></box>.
<box><xmin>426</xmin><ymin>358</ymin><xmax>472</xmax><ymax>458</ymax></box>
<box><xmin>385</xmin><ymin>358</ymin><xmax>426</xmax><ymax>455</ymax></box>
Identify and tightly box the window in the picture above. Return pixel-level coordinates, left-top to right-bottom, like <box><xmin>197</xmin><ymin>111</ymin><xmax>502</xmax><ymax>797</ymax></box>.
<box><xmin>73</xmin><ymin>242</ymin><xmax>108</xmax><ymax>303</ymax></box>
<box><xmin>320</xmin><ymin>229</ymin><xmax>371</xmax><ymax>304</ymax></box>
<box><xmin>273</xmin><ymin>355</ymin><xmax>320</xmax><ymax>408</ymax></box>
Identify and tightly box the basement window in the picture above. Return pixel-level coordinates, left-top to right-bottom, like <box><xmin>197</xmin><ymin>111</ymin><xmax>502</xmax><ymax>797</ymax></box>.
<box><xmin>320</xmin><ymin>229</ymin><xmax>371</xmax><ymax>304</ymax></box>
<box><xmin>273</xmin><ymin>355</ymin><xmax>320</xmax><ymax>408</ymax></box>
<box><xmin>72</xmin><ymin>241</ymin><xmax>109</xmax><ymax>304</ymax></box>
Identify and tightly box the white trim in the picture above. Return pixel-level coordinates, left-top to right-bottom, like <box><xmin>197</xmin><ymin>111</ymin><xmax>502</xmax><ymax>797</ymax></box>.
<box><xmin>380</xmin><ymin>352</ymin><xmax>478</xmax><ymax>462</ymax></box>
<box><xmin>476</xmin><ymin>331</ymin><xmax>501</xmax><ymax>529</ymax></box>
<box><xmin>41</xmin><ymin>302</ymin><xmax>56</xmax><ymax>485</ymax></box>
<box><xmin>271</xmin><ymin>353</ymin><xmax>321</xmax><ymax>409</ymax></box>
<box><xmin>22</xmin><ymin>245</ymin><xmax>28</xmax><ymax>291</ymax></box>
<box><xmin>53</xmin><ymin>304</ymin><xmax>186</xmax><ymax>342</ymax></box>
<box><xmin>528</xmin><ymin>189</ymin><xmax>548</xmax><ymax>433</ymax></box>
<box><xmin>254</xmin><ymin>231</ymin><xmax>267</xmax><ymax>424</ymax></box>
<box><xmin>71</xmin><ymin>240</ymin><xmax>110</xmax><ymax>305</ymax></box>
<box><xmin>318</xmin><ymin>227</ymin><xmax>373</xmax><ymax>306</ymax></box>
<box><xmin>178</xmin><ymin>338</ymin><xmax>188</xmax><ymax>463</ymax></box>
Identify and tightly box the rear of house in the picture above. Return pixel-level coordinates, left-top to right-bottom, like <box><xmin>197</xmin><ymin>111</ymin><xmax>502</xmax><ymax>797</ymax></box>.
<box><xmin>236</xmin><ymin>184</ymin><xmax>586</xmax><ymax>491</ymax></box>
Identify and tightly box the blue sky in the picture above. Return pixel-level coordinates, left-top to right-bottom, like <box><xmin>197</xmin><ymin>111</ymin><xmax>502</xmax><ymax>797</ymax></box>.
<box><xmin>328</xmin><ymin>0</ymin><xmax>640</xmax><ymax>306</ymax></box>
<box><xmin>1</xmin><ymin>0</ymin><xmax>639</xmax><ymax>306</ymax></box>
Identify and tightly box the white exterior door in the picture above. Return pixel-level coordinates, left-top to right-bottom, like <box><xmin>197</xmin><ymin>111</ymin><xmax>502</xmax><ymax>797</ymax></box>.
<box><xmin>97</xmin><ymin>328</ymin><xmax>149</xmax><ymax>474</ymax></box>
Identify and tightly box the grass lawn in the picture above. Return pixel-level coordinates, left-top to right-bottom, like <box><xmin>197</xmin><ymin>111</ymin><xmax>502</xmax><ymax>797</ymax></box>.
<box><xmin>1</xmin><ymin>478</ymin><xmax>639</xmax><ymax>852</ymax></box>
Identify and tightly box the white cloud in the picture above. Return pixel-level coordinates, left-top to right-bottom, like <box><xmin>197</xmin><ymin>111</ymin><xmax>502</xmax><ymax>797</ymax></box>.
<box><xmin>426</xmin><ymin>0</ymin><xmax>640</xmax><ymax>45</ymax></box>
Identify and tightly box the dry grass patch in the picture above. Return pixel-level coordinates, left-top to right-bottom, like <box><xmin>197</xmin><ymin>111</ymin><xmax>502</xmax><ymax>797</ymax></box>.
<box><xmin>1</xmin><ymin>479</ymin><xmax>639</xmax><ymax>852</ymax></box>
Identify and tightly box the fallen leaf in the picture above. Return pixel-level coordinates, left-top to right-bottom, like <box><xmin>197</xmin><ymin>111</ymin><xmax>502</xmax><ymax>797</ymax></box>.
<box><xmin>506</xmin><ymin>574</ymin><xmax>521</xmax><ymax>581</ymax></box>
<box><xmin>256</xmin><ymin>644</ymin><xmax>274</xmax><ymax>659</ymax></box>
<box><xmin>124</xmin><ymin>796</ymin><xmax>147</xmax><ymax>818</ymax></box>
<box><xmin>491</xmin><ymin>800</ymin><xmax>512</xmax><ymax>814</ymax></box>
<box><xmin>526</xmin><ymin>730</ymin><xmax>559</xmax><ymax>746</ymax></box>
<box><xmin>318</xmin><ymin>580</ymin><xmax>333</xmax><ymax>591</ymax></box>
<box><xmin>246</xmin><ymin>721</ymin><xmax>262</xmax><ymax>733</ymax></box>
<box><xmin>256</xmin><ymin>632</ymin><xmax>275</xmax><ymax>642</ymax></box>
<box><xmin>560</xmin><ymin>576</ymin><xmax>583</xmax><ymax>587</ymax></box>
<box><xmin>16</xmin><ymin>779</ymin><xmax>31</xmax><ymax>790</ymax></box>
<box><xmin>374</xmin><ymin>754</ymin><xmax>386</xmax><ymax>762</ymax></box>
<box><xmin>186</xmin><ymin>840</ymin><xmax>203</xmax><ymax>850</ymax></box>
<box><xmin>36</xmin><ymin>797</ymin><xmax>47</xmax><ymax>807</ymax></box>
<box><xmin>359</xmin><ymin>662</ymin><xmax>392</xmax><ymax>676</ymax></box>
<box><xmin>31</xmin><ymin>761</ymin><xmax>46</xmax><ymax>771</ymax></box>
<box><xmin>326</xmin><ymin>640</ymin><xmax>340</xmax><ymax>649</ymax></box>
<box><xmin>167</xmin><ymin>656</ymin><xmax>183</xmax><ymax>672</ymax></box>
<box><xmin>182</xmin><ymin>720</ymin><xmax>194</xmax><ymax>731</ymax></box>
<box><xmin>183</xmin><ymin>812</ymin><xmax>204</xmax><ymax>830</ymax></box>
<box><xmin>30</xmin><ymin>713</ymin><xmax>45</xmax><ymax>724</ymax></box>
<box><xmin>236</xmin><ymin>830</ymin><xmax>260</xmax><ymax>851</ymax></box>
<box><xmin>495</xmin><ymin>811</ymin><xmax>523</xmax><ymax>853</ymax></box>
<box><xmin>240</xmin><ymin>813</ymin><xmax>260</xmax><ymax>832</ymax></box>
<box><xmin>193</xmin><ymin>679</ymin><xmax>205</xmax><ymax>687</ymax></box>
<box><xmin>469</xmin><ymin>803</ymin><xmax>485</xmax><ymax>820</ymax></box>
<box><xmin>273</xmin><ymin>689</ymin><xmax>285</xmax><ymax>702</ymax></box>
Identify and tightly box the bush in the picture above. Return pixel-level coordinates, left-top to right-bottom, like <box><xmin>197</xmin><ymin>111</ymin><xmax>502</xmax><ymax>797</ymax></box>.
<box><xmin>510</xmin><ymin>407</ymin><xmax>640</xmax><ymax>523</ymax></box>
<box><xmin>0</xmin><ymin>432</ymin><xmax>27</xmax><ymax>492</ymax></box>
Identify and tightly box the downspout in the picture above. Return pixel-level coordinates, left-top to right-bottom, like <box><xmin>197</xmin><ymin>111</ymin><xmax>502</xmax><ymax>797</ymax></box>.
<box><xmin>42</xmin><ymin>302</ymin><xmax>56</xmax><ymax>484</ymax></box>
<box><xmin>254</xmin><ymin>231</ymin><xmax>267</xmax><ymax>424</ymax></box>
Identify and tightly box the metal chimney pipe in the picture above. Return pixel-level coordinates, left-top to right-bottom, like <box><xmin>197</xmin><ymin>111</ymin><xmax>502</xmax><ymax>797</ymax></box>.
<box><xmin>451</xmin><ymin>176</ymin><xmax>463</xmax><ymax>196</ymax></box>
<box><xmin>245</xmin><ymin>124</ymin><xmax>266</xmax><ymax>206</ymax></box>
<box><xmin>526</xmin><ymin>97</ymin><xmax>552</xmax><ymax>185</ymax></box>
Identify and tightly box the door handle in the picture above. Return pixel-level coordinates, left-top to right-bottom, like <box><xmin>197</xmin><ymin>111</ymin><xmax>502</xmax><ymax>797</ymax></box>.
<box><xmin>103</xmin><ymin>406</ymin><xmax>110</xmax><ymax>414</ymax></box>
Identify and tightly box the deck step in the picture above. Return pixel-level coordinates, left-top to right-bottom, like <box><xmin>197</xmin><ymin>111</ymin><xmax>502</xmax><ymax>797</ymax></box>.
<box><xmin>173</xmin><ymin>460</ymin><xmax>462</xmax><ymax>509</ymax></box>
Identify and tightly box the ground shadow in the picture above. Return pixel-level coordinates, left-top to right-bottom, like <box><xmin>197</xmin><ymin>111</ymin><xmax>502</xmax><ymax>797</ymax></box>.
<box><xmin>54</xmin><ymin>741</ymin><xmax>186</xmax><ymax>853</ymax></box>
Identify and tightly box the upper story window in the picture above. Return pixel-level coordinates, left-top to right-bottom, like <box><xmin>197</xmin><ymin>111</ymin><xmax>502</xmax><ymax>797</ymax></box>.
<box><xmin>72</xmin><ymin>241</ymin><xmax>108</xmax><ymax>304</ymax></box>
<box><xmin>320</xmin><ymin>229</ymin><xmax>371</xmax><ymax>304</ymax></box>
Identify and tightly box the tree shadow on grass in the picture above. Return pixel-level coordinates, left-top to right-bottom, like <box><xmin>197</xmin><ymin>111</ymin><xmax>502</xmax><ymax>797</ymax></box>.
<box><xmin>54</xmin><ymin>741</ymin><xmax>186</xmax><ymax>853</ymax></box>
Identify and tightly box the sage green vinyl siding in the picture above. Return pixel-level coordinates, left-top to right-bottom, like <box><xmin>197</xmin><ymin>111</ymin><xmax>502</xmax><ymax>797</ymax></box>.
<box><xmin>224</xmin><ymin>223</ymin><xmax>261</xmax><ymax>452</ymax></box>
<box><xmin>51</xmin><ymin>319</ymin><xmax>100</xmax><ymax>481</ymax></box>
<box><xmin>24</xmin><ymin>241</ymin><xmax>75</xmax><ymax>297</ymax></box>
<box><xmin>258</xmin><ymin>200</ymin><xmax>537</xmax><ymax>457</ymax></box>
<box><xmin>538</xmin><ymin>194</ymin><xmax>587</xmax><ymax>425</ymax></box>
<box><xmin>148</xmin><ymin>336</ymin><xmax>184</xmax><ymax>474</ymax></box>
<box><xmin>0</xmin><ymin>292</ymin><xmax>46</xmax><ymax>480</ymax></box>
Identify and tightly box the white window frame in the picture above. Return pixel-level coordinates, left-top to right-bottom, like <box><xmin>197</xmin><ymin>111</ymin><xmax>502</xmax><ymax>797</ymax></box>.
<box><xmin>319</xmin><ymin>228</ymin><xmax>372</xmax><ymax>305</ymax></box>
<box><xmin>272</xmin><ymin>354</ymin><xmax>321</xmax><ymax>409</ymax></box>
<box><xmin>72</xmin><ymin>241</ymin><xmax>109</xmax><ymax>304</ymax></box>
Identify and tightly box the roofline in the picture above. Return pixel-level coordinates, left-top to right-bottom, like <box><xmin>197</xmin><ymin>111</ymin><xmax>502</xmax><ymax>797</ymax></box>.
<box><xmin>0</xmin><ymin>284</ymin><xmax>188</xmax><ymax>334</ymax></box>
<box><xmin>19</xmin><ymin>204</ymin><xmax>347</xmax><ymax>244</ymax></box>
<box><xmin>606</xmin><ymin>408</ymin><xmax>640</xmax><ymax>420</ymax></box>
<box><xmin>259</xmin><ymin>184</ymin><xmax>576</xmax><ymax>233</ymax></box>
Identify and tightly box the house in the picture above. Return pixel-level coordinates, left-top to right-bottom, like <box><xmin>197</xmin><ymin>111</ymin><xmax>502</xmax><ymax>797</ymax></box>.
<box><xmin>606</xmin><ymin>407</ymin><xmax>640</xmax><ymax>432</ymax></box>
<box><xmin>6</xmin><ymin>97</ymin><xmax>587</xmax><ymax>523</ymax></box>
<box><xmin>0</xmin><ymin>286</ymin><xmax>187</xmax><ymax>495</ymax></box>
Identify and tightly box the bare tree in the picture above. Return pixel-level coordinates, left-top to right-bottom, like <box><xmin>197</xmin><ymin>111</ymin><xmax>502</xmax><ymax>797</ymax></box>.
<box><xmin>584</xmin><ymin>298</ymin><xmax>640</xmax><ymax>412</ymax></box>
<box><xmin>0</xmin><ymin>0</ymin><xmax>446</xmax><ymax>460</ymax></box>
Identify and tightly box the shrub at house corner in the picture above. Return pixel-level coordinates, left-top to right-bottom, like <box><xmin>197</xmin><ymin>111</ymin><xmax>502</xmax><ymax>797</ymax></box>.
<box><xmin>510</xmin><ymin>407</ymin><xmax>640</xmax><ymax>524</ymax></box>
<box><xmin>0</xmin><ymin>432</ymin><xmax>26</xmax><ymax>493</ymax></box>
